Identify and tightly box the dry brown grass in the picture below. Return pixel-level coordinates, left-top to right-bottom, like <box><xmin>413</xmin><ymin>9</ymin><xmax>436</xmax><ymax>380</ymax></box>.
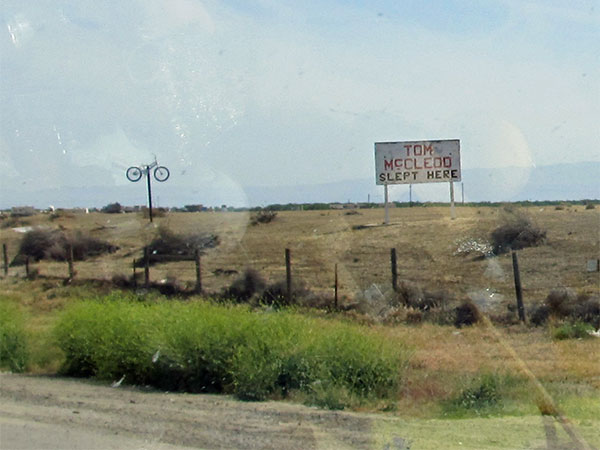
<box><xmin>0</xmin><ymin>206</ymin><xmax>598</xmax><ymax>307</ymax></box>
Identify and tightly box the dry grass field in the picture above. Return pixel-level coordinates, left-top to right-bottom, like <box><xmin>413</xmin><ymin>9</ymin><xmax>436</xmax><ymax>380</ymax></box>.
<box><xmin>2</xmin><ymin>205</ymin><xmax>598</xmax><ymax>307</ymax></box>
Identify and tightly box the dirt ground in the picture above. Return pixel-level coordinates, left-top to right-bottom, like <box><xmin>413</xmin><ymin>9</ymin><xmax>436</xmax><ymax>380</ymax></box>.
<box><xmin>1</xmin><ymin>373</ymin><xmax>597</xmax><ymax>450</ymax></box>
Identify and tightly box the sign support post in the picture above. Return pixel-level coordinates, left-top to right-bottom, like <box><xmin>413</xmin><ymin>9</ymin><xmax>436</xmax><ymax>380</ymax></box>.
<box><xmin>384</xmin><ymin>184</ymin><xmax>390</xmax><ymax>224</ymax></box>
<box><xmin>450</xmin><ymin>181</ymin><xmax>456</xmax><ymax>220</ymax></box>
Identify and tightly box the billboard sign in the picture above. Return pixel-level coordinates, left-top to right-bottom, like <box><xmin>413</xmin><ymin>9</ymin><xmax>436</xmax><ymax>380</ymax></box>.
<box><xmin>375</xmin><ymin>139</ymin><xmax>461</xmax><ymax>185</ymax></box>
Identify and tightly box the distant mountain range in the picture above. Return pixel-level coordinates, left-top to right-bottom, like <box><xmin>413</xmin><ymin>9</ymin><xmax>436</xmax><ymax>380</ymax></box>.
<box><xmin>1</xmin><ymin>162</ymin><xmax>598</xmax><ymax>209</ymax></box>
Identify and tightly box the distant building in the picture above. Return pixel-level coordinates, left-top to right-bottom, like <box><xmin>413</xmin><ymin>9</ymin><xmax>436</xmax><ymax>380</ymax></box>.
<box><xmin>11</xmin><ymin>206</ymin><xmax>37</xmax><ymax>217</ymax></box>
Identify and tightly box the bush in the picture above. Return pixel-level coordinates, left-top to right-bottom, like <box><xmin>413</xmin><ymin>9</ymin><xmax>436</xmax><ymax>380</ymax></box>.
<box><xmin>140</xmin><ymin>207</ymin><xmax>167</xmax><ymax>218</ymax></box>
<box><xmin>101</xmin><ymin>202</ymin><xmax>122</xmax><ymax>214</ymax></box>
<box><xmin>490</xmin><ymin>210</ymin><xmax>546</xmax><ymax>254</ymax></box>
<box><xmin>454</xmin><ymin>301</ymin><xmax>480</xmax><ymax>327</ymax></box>
<box><xmin>529</xmin><ymin>303</ymin><xmax>550</xmax><ymax>326</ymax></box>
<box><xmin>572</xmin><ymin>296</ymin><xmax>600</xmax><ymax>329</ymax></box>
<box><xmin>584</xmin><ymin>203</ymin><xmax>595</xmax><ymax>210</ymax></box>
<box><xmin>16</xmin><ymin>229</ymin><xmax>117</xmax><ymax>262</ymax></box>
<box><xmin>453</xmin><ymin>374</ymin><xmax>500</xmax><ymax>411</ymax></box>
<box><xmin>396</xmin><ymin>282</ymin><xmax>450</xmax><ymax>311</ymax></box>
<box><xmin>55</xmin><ymin>299</ymin><xmax>410</xmax><ymax>406</ymax></box>
<box><xmin>0</xmin><ymin>216</ymin><xmax>29</xmax><ymax>229</ymax></box>
<box><xmin>545</xmin><ymin>288</ymin><xmax>577</xmax><ymax>317</ymax></box>
<box><xmin>250</xmin><ymin>209</ymin><xmax>277</xmax><ymax>225</ymax></box>
<box><xmin>552</xmin><ymin>321</ymin><xmax>594</xmax><ymax>340</ymax></box>
<box><xmin>261</xmin><ymin>279</ymin><xmax>311</xmax><ymax>307</ymax></box>
<box><xmin>140</xmin><ymin>226</ymin><xmax>219</xmax><ymax>266</ymax></box>
<box><xmin>0</xmin><ymin>301</ymin><xmax>29</xmax><ymax>372</ymax></box>
<box><xmin>222</xmin><ymin>269</ymin><xmax>267</xmax><ymax>303</ymax></box>
<box><xmin>444</xmin><ymin>374</ymin><xmax>517</xmax><ymax>417</ymax></box>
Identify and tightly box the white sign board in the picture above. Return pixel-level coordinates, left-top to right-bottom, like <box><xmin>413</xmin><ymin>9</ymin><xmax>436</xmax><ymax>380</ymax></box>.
<box><xmin>375</xmin><ymin>139</ymin><xmax>461</xmax><ymax>185</ymax></box>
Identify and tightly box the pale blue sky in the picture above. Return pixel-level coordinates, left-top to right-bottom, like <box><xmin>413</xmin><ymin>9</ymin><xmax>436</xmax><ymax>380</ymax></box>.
<box><xmin>1</xmin><ymin>0</ymin><xmax>598</xmax><ymax>206</ymax></box>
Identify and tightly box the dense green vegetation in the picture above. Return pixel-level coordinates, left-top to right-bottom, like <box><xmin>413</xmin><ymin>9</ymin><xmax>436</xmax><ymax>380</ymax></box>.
<box><xmin>55</xmin><ymin>296</ymin><xmax>410</xmax><ymax>407</ymax></box>
<box><xmin>0</xmin><ymin>301</ymin><xmax>29</xmax><ymax>372</ymax></box>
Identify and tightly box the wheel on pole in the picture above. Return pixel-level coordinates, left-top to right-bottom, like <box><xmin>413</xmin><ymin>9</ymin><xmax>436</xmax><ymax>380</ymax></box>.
<box><xmin>126</xmin><ymin>166</ymin><xmax>143</xmax><ymax>182</ymax></box>
<box><xmin>154</xmin><ymin>166</ymin><xmax>170</xmax><ymax>182</ymax></box>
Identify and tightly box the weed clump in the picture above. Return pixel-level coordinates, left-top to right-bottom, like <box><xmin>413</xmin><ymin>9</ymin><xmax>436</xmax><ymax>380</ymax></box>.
<box><xmin>446</xmin><ymin>374</ymin><xmax>503</xmax><ymax>416</ymax></box>
<box><xmin>572</xmin><ymin>296</ymin><xmax>600</xmax><ymax>329</ymax></box>
<box><xmin>262</xmin><ymin>279</ymin><xmax>311</xmax><ymax>307</ymax></box>
<box><xmin>250</xmin><ymin>209</ymin><xmax>277</xmax><ymax>225</ymax></box>
<box><xmin>16</xmin><ymin>229</ymin><xmax>117</xmax><ymax>263</ymax></box>
<box><xmin>530</xmin><ymin>290</ymin><xmax>599</xmax><ymax>328</ymax></box>
<box><xmin>141</xmin><ymin>226</ymin><xmax>219</xmax><ymax>265</ymax></box>
<box><xmin>101</xmin><ymin>202</ymin><xmax>122</xmax><ymax>214</ymax></box>
<box><xmin>490</xmin><ymin>209</ymin><xmax>546</xmax><ymax>254</ymax></box>
<box><xmin>222</xmin><ymin>269</ymin><xmax>318</xmax><ymax>308</ymax></box>
<box><xmin>0</xmin><ymin>302</ymin><xmax>29</xmax><ymax>372</ymax></box>
<box><xmin>454</xmin><ymin>301</ymin><xmax>480</xmax><ymax>328</ymax></box>
<box><xmin>222</xmin><ymin>269</ymin><xmax>266</xmax><ymax>303</ymax></box>
<box><xmin>545</xmin><ymin>288</ymin><xmax>577</xmax><ymax>317</ymax></box>
<box><xmin>551</xmin><ymin>321</ymin><xmax>594</xmax><ymax>340</ymax></box>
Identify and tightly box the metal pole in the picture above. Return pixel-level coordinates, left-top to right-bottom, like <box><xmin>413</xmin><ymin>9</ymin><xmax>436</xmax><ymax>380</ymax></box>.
<box><xmin>146</xmin><ymin>166</ymin><xmax>153</xmax><ymax>223</ymax></box>
<box><xmin>512</xmin><ymin>251</ymin><xmax>526</xmax><ymax>322</ymax></box>
<box><xmin>449</xmin><ymin>181</ymin><xmax>456</xmax><ymax>220</ymax></box>
<box><xmin>384</xmin><ymin>184</ymin><xmax>389</xmax><ymax>224</ymax></box>
<box><xmin>461</xmin><ymin>182</ymin><xmax>465</xmax><ymax>205</ymax></box>
<box><xmin>409</xmin><ymin>184</ymin><xmax>412</xmax><ymax>207</ymax></box>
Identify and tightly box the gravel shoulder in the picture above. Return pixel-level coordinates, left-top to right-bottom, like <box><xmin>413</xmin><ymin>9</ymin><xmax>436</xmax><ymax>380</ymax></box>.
<box><xmin>0</xmin><ymin>373</ymin><xmax>387</xmax><ymax>449</ymax></box>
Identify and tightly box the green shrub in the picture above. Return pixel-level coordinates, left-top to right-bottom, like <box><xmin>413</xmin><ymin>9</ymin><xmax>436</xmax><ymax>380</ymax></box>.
<box><xmin>551</xmin><ymin>321</ymin><xmax>594</xmax><ymax>340</ymax></box>
<box><xmin>443</xmin><ymin>374</ymin><xmax>527</xmax><ymax>417</ymax></box>
<box><xmin>54</xmin><ymin>298</ymin><xmax>410</xmax><ymax>407</ymax></box>
<box><xmin>0</xmin><ymin>301</ymin><xmax>29</xmax><ymax>372</ymax></box>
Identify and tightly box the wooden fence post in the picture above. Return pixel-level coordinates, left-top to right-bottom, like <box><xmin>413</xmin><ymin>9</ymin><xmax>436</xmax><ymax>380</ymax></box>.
<box><xmin>334</xmin><ymin>263</ymin><xmax>338</xmax><ymax>310</ymax></box>
<box><xmin>391</xmin><ymin>248</ymin><xmax>398</xmax><ymax>292</ymax></box>
<box><xmin>511</xmin><ymin>250</ymin><xmax>526</xmax><ymax>322</ymax></box>
<box><xmin>132</xmin><ymin>259</ymin><xmax>137</xmax><ymax>288</ymax></box>
<box><xmin>2</xmin><ymin>243</ymin><xmax>8</xmax><ymax>277</ymax></box>
<box><xmin>144</xmin><ymin>247</ymin><xmax>150</xmax><ymax>288</ymax></box>
<box><xmin>195</xmin><ymin>249</ymin><xmax>202</xmax><ymax>293</ymax></box>
<box><xmin>67</xmin><ymin>244</ymin><xmax>75</xmax><ymax>280</ymax></box>
<box><xmin>285</xmin><ymin>248</ymin><xmax>292</xmax><ymax>305</ymax></box>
